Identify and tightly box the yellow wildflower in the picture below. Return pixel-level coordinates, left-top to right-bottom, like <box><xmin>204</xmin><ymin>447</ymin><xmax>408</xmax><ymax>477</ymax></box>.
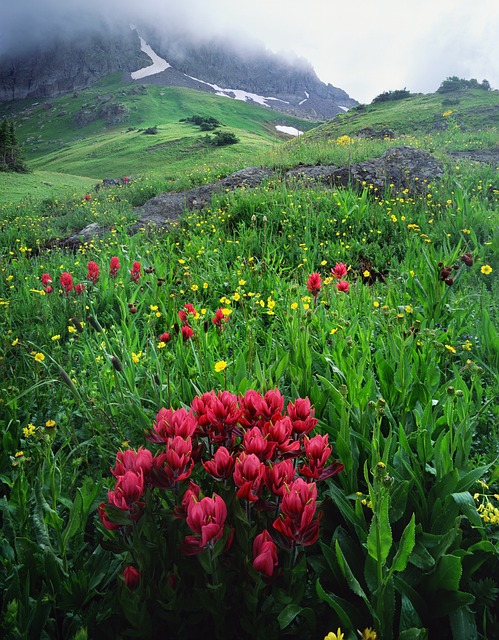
<box><xmin>325</xmin><ymin>629</ymin><xmax>344</xmax><ymax>640</ymax></box>
<box><xmin>23</xmin><ymin>424</ymin><xmax>37</xmax><ymax>438</ymax></box>
<box><xmin>214</xmin><ymin>360</ymin><xmax>227</xmax><ymax>372</ymax></box>
<box><xmin>481</xmin><ymin>265</ymin><xmax>492</xmax><ymax>275</ymax></box>
<box><xmin>34</xmin><ymin>352</ymin><xmax>45</xmax><ymax>362</ymax></box>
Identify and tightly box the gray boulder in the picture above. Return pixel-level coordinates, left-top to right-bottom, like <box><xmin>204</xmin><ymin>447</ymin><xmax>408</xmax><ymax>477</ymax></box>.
<box><xmin>286</xmin><ymin>146</ymin><xmax>443</xmax><ymax>194</ymax></box>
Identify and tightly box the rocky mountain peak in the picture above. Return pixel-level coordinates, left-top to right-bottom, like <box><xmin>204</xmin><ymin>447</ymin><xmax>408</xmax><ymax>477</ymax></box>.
<box><xmin>0</xmin><ymin>23</ymin><xmax>357</xmax><ymax>119</ymax></box>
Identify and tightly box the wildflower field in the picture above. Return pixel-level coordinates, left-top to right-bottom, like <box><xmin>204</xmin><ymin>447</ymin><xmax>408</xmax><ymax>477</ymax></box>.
<box><xmin>1</xmin><ymin>94</ymin><xmax>499</xmax><ymax>640</ymax></box>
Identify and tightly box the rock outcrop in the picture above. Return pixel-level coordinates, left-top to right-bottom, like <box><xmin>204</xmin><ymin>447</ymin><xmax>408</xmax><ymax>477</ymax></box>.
<box><xmin>60</xmin><ymin>147</ymin><xmax>444</xmax><ymax>248</ymax></box>
<box><xmin>286</xmin><ymin>146</ymin><xmax>444</xmax><ymax>193</ymax></box>
<box><xmin>0</xmin><ymin>29</ymin><xmax>150</xmax><ymax>102</ymax></box>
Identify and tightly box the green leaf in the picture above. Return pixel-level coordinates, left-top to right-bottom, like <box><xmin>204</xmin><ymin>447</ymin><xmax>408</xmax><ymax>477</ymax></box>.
<box><xmin>399</xmin><ymin>593</ymin><xmax>423</xmax><ymax>632</ymax></box>
<box><xmin>277</xmin><ymin>604</ymin><xmax>315</xmax><ymax>631</ymax></box>
<box><xmin>427</xmin><ymin>554</ymin><xmax>462</xmax><ymax>592</ymax></box>
<box><xmin>408</xmin><ymin>539</ymin><xmax>435</xmax><ymax>570</ymax></box>
<box><xmin>316</xmin><ymin>579</ymin><xmax>353</xmax><ymax>629</ymax></box>
<box><xmin>399</xmin><ymin>629</ymin><xmax>428</xmax><ymax>640</ymax></box>
<box><xmin>62</xmin><ymin>477</ymin><xmax>101</xmax><ymax>549</ymax></box>
<box><xmin>427</xmin><ymin>591</ymin><xmax>474</xmax><ymax>618</ymax></box>
<box><xmin>455</xmin><ymin>466</ymin><xmax>490</xmax><ymax>493</ymax></box>
<box><xmin>394</xmin><ymin>575</ymin><xmax>428</xmax><ymax>621</ymax></box>
<box><xmin>335</xmin><ymin>540</ymin><xmax>371</xmax><ymax>610</ymax></box>
<box><xmin>335</xmin><ymin>432</ymin><xmax>353</xmax><ymax>473</ymax></box>
<box><xmin>392</xmin><ymin>514</ymin><xmax>416</xmax><ymax>573</ymax></box>
<box><xmin>450</xmin><ymin>492</ymin><xmax>483</xmax><ymax>528</ymax></box>
<box><xmin>367</xmin><ymin>494</ymin><xmax>392</xmax><ymax>564</ymax></box>
<box><xmin>449</xmin><ymin>606</ymin><xmax>478</xmax><ymax>640</ymax></box>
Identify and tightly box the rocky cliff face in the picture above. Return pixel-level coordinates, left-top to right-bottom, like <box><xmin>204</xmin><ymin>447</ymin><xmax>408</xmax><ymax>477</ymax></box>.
<box><xmin>0</xmin><ymin>28</ymin><xmax>149</xmax><ymax>102</ymax></box>
<box><xmin>0</xmin><ymin>24</ymin><xmax>357</xmax><ymax>119</ymax></box>
<box><xmin>138</xmin><ymin>28</ymin><xmax>357</xmax><ymax>119</ymax></box>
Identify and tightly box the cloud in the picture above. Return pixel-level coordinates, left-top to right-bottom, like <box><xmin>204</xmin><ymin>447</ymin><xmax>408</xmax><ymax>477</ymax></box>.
<box><xmin>0</xmin><ymin>0</ymin><xmax>497</xmax><ymax>102</ymax></box>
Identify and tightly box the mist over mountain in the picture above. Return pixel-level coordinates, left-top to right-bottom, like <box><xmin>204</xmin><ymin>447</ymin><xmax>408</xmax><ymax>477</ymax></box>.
<box><xmin>0</xmin><ymin>18</ymin><xmax>357</xmax><ymax>119</ymax></box>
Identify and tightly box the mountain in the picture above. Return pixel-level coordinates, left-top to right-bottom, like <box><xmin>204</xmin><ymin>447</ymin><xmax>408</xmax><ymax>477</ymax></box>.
<box><xmin>0</xmin><ymin>23</ymin><xmax>357</xmax><ymax>120</ymax></box>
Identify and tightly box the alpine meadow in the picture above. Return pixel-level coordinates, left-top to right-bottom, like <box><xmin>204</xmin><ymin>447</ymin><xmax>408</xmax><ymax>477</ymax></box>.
<box><xmin>0</xmin><ymin>72</ymin><xmax>498</xmax><ymax>640</ymax></box>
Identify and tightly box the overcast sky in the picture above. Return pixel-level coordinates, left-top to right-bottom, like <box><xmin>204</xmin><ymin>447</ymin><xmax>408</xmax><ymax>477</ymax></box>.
<box><xmin>1</xmin><ymin>0</ymin><xmax>498</xmax><ymax>103</ymax></box>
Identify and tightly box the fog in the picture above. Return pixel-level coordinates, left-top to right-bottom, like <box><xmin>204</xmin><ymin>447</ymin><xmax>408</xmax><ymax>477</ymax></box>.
<box><xmin>1</xmin><ymin>0</ymin><xmax>498</xmax><ymax>103</ymax></box>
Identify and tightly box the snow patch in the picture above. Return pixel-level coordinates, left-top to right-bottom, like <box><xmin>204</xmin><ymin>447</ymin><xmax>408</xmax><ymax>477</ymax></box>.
<box><xmin>186</xmin><ymin>74</ymin><xmax>289</xmax><ymax>108</ymax></box>
<box><xmin>298</xmin><ymin>91</ymin><xmax>309</xmax><ymax>106</ymax></box>
<box><xmin>338</xmin><ymin>106</ymin><xmax>349</xmax><ymax>112</ymax></box>
<box><xmin>275</xmin><ymin>125</ymin><xmax>303</xmax><ymax>136</ymax></box>
<box><xmin>131</xmin><ymin>35</ymin><xmax>171</xmax><ymax>80</ymax></box>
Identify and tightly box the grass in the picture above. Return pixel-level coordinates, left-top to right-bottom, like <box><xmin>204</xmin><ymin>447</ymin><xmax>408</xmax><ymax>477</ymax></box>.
<box><xmin>0</xmin><ymin>80</ymin><xmax>498</xmax><ymax>640</ymax></box>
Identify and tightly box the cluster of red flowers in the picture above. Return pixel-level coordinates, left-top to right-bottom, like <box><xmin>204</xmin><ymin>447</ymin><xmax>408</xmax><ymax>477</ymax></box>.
<box><xmin>87</xmin><ymin>261</ymin><xmax>100</xmax><ymax>284</ymax></box>
<box><xmin>99</xmin><ymin>389</ymin><xmax>343</xmax><ymax>580</ymax></box>
<box><xmin>330</xmin><ymin>262</ymin><xmax>349</xmax><ymax>293</ymax></box>
<box><xmin>38</xmin><ymin>257</ymin><xmax>146</xmax><ymax>296</ymax></box>
<box><xmin>306</xmin><ymin>262</ymin><xmax>350</xmax><ymax>299</ymax></box>
<box><xmin>167</xmin><ymin>304</ymin><xmax>231</xmax><ymax>342</ymax></box>
<box><xmin>41</xmin><ymin>271</ymin><xmax>86</xmax><ymax>296</ymax></box>
<box><xmin>177</xmin><ymin>302</ymin><xmax>196</xmax><ymax>340</ymax></box>
<box><xmin>130</xmin><ymin>261</ymin><xmax>141</xmax><ymax>283</ymax></box>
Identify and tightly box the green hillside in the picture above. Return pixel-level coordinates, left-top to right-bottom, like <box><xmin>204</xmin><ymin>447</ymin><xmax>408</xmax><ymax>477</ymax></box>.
<box><xmin>263</xmin><ymin>88</ymin><xmax>499</xmax><ymax>171</ymax></box>
<box><xmin>303</xmin><ymin>89</ymin><xmax>499</xmax><ymax>140</ymax></box>
<box><xmin>1</xmin><ymin>78</ymin><xmax>498</xmax><ymax>206</ymax></box>
<box><xmin>0</xmin><ymin>73</ymin><xmax>315</xmax><ymax>203</ymax></box>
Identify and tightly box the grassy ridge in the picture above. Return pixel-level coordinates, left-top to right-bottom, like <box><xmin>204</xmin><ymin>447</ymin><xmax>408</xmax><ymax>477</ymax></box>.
<box><xmin>0</xmin><ymin>74</ymin><xmax>315</xmax><ymax>199</ymax></box>
<box><xmin>310</xmin><ymin>89</ymin><xmax>499</xmax><ymax>138</ymax></box>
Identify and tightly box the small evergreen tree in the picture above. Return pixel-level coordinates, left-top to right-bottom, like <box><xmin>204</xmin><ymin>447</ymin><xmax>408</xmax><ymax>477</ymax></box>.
<box><xmin>0</xmin><ymin>118</ymin><xmax>28</xmax><ymax>173</ymax></box>
<box><xmin>0</xmin><ymin>118</ymin><xmax>8</xmax><ymax>171</ymax></box>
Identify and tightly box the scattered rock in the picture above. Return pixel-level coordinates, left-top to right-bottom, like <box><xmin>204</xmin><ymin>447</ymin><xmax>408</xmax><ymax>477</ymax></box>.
<box><xmin>448</xmin><ymin>148</ymin><xmax>499</xmax><ymax>165</ymax></box>
<box><xmin>61</xmin><ymin>148</ymin><xmax>444</xmax><ymax>245</ymax></box>
<box><xmin>356</xmin><ymin>127</ymin><xmax>395</xmax><ymax>139</ymax></box>
<box><xmin>95</xmin><ymin>177</ymin><xmax>130</xmax><ymax>191</ymax></box>
<box><xmin>287</xmin><ymin>146</ymin><xmax>443</xmax><ymax>194</ymax></box>
<box><xmin>129</xmin><ymin>166</ymin><xmax>273</xmax><ymax>233</ymax></box>
<box><xmin>73</xmin><ymin>102</ymin><xmax>129</xmax><ymax>128</ymax></box>
<box><xmin>100</xmin><ymin>102</ymin><xmax>129</xmax><ymax>126</ymax></box>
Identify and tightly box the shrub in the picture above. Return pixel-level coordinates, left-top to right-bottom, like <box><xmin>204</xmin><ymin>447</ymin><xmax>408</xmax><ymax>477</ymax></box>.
<box><xmin>437</xmin><ymin>76</ymin><xmax>491</xmax><ymax>93</ymax></box>
<box><xmin>209</xmin><ymin>130</ymin><xmax>239</xmax><ymax>146</ymax></box>
<box><xmin>371</xmin><ymin>89</ymin><xmax>412</xmax><ymax>104</ymax></box>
